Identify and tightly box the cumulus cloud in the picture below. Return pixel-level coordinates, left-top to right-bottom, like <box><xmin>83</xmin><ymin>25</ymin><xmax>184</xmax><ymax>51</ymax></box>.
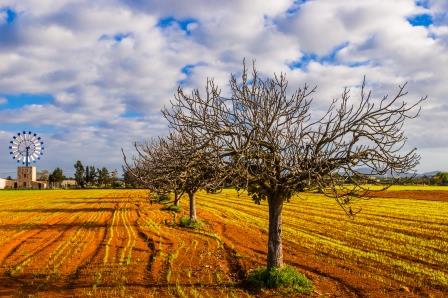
<box><xmin>0</xmin><ymin>0</ymin><xmax>447</xmax><ymax>174</ymax></box>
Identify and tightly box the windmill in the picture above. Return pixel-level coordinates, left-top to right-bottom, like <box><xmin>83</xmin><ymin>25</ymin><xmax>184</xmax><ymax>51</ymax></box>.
<box><xmin>10</xmin><ymin>131</ymin><xmax>44</xmax><ymax>166</ymax></box>
<box><xmin>8</xmin><ymin>131</ymin><xmax>46</xmax><ymax>189</ymax></box>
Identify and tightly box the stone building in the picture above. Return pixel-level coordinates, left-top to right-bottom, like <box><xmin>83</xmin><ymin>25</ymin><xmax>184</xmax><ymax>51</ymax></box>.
<box><xmin>61</xmin><ymin>179</ymin><xmax>77</xmax><ymax>188</ymax></box>
<box><xmin>0</xmin><ymin>178</ymin><xmax>15</xmax><ymax>189</ymax></box>
<box><xmin>0</xmin><ymin>166</ymin><xmax>47</xmax><ymax>189</ymax></box>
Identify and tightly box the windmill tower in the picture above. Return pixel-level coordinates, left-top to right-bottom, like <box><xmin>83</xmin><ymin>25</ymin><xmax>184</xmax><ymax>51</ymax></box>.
<box><xmin>17</xmin><ymin>166</ymin><xmax>37</xmax><ymax>188</ymax></box>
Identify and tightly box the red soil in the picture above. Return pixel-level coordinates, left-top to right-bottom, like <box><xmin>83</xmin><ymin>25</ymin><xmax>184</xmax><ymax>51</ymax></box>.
<box><xmin>367</xmin><ymin>190</ymin><xmax>448</xmax><ymax>201</ymax></box>
<box><xmin>0</xmin><ymin>190</ymin><xmax>445</xmax><ymax>297</ymax></box>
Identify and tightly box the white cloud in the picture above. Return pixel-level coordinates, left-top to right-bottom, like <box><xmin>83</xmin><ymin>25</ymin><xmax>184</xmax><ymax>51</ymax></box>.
<box><xmin>0</xmin><ymin>10</ymin><xmax>7</xmax><ymax>24</ymax></box>
<box><xmin>0</xmin><ymin>97</ymin><xmax>6</xmax><ymax>104</ymax></box>
<box><xmin>0</xmin><ymin>0</ymin><xmax>447</xmax><ymax>174</ymax></box>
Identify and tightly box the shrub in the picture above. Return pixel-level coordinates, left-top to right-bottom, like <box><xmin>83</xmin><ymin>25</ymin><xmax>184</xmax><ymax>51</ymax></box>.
<box><xmin>151</xmin><ymin>192</ymin><xmax>170</xmax><ymax>203</ymax></box>
<box><xmin>246</xmin><ymin>265</ymin><xmax>313</xmax><ymax>294</ymax></box>
<box><xmin>163</xmin><ymin>204</ymin><xmax>182</xmax><ymax>213</ymax></box>
<box><xmin>158</xmin><ymin>193</ymin><xmax>170</xmax><ymax>202</ymax></box>
<box><xmin>179</xmin><ymin>216</ymin><xmax>203</xmax><ymax>229</ymax></box>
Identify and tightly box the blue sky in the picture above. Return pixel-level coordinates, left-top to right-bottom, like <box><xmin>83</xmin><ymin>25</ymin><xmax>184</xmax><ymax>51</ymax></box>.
<box><xmin>0</xmin><ymin>7</ymin><xmax>16</xmax><ymax>24</ymax></box>
<box><xmin>1</xmin><ymin>0</ymin><xmax>448</xmax><ymax>177</ymax></box>
<box><xmin>408</xmin><ymin>13</ymin><xmax>433</xmax><ymax>26</ymax></box>
<box><xmin>0</xmin><ymin>93</ymin><xmax>53</xmax><ymax>109</ymax></box>
<box><xmin>157</xmin><ymin>17</ymin><xmax>199</xmax><ymax>35</ymax></box>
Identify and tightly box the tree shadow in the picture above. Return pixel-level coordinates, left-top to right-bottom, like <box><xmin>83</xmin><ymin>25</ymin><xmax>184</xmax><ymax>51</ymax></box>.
<box><xmin>1</xmin><ymin>207</ymin><xmax>132</xmax><ymax>213</ymax></box>
<box><xmin>0</xmin><ymin>221</ymin><xmax>142</xmax><ymax>230</ymax></box>
<box><xmin>53</xmin><ymin>200</ymin><xmax>131</xmax><ymax>205</ymax></box>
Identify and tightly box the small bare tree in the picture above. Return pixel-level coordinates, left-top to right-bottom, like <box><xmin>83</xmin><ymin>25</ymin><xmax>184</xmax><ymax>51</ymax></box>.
<box><xmin>163</xmin><ymin>62</ymin><xmax>425</xmax><ymax>269</ymax></box>
<box><xmin>123</xmin><ymin>137</ymin><xmax>171</xmax><ymax>198</ymax></box>
<box><xmin>145</xmin><ymin>136</ymin><xmax>187</xmax><ymax>206</ymax></box>
<box><xmin>123</xmin><ymin>133</ymin><xmax>222</xmax><ymax>221</ymax></box>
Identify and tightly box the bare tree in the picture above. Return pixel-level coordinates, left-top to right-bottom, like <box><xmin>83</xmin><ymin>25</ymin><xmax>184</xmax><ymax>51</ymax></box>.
<box><xmin>123</xmin><ymin>137</ymin><xmax>174</xmax><ymax>199</ymax></box>
<box><xmin>123</xmin><ymin>133</ymin><xmax>222</xmax><ymax>221</ymax></box>
<box><xmin>162</xmin><ymin>61</ymin><xmax>425</xmax><ymax>269</ymax></box>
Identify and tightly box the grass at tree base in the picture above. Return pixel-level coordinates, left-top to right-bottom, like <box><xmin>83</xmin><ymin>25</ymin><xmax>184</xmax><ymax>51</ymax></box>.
<box><xmin>179</xmin><ymin>216</ymin><xmax>204</xmax><ymax>229</ymax></box>
<box><xmin>246</xmin><ymin>265</ymin><xmax>313</xmax><ymax>295</ymax></box>
<box><xmin>162</xmin><ymin>204</ymin><xmax>182</xmax><ymax>213</ymax></box>
<box><xmin>151</xmin><ymin>193</ymin><xmax>170</xmax><ymax>203</ymax></box>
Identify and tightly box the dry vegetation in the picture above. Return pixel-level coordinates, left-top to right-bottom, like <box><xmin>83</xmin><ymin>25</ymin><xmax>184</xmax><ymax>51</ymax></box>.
<box><xmin>0</xmin><ymin>188</ymin><xmax>446</xmax><ymax>297</ymax></box>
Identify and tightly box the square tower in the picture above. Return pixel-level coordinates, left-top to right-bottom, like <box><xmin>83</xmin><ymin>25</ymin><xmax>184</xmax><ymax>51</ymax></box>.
<box><xmin>17</xmin><ymin>166</ymin><xmax>36</xmax><ymax>188</ymax></box>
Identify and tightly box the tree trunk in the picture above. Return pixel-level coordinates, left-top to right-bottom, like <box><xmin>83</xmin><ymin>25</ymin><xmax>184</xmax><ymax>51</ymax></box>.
<box><xmin>174</xmin><ymin>190</ymin><xmax>180</xmax><ymax>206</ymax></box>
<box><xmin>188</xmin><ymin>191</ymin><xmax>197</xmax><ymax>221</ymax></box>
<box><xmin>267</xmin><ymin>195</ymin><xmax>284</xmax><ymax>269</ymax></box>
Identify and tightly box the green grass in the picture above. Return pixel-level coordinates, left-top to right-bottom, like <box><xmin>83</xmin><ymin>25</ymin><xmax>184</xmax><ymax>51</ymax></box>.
<box><xmin>246</xmin><ymin>265</ymin><xmax>313</xmax><ymax>294</ymax></box>
<box><xmin>162</xmin><ymin>204</ymin><xmax>182</xmax><ymax>213</ymax></box>
<box><xmin>151</xmin><ymin>192</ymin><xmax>170</xmax><ymax>203</ymax></box>
<box><xmin>179</xmin><ymin>216</ymin><xmax>203</xmax><ymax>229</ymax></box>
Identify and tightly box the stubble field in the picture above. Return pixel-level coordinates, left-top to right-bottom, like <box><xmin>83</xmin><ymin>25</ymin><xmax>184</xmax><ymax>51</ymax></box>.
<box><xmin>0</xmin><ymin>187</ymin><xmax>446</xmax><ymax>297</ymax></box>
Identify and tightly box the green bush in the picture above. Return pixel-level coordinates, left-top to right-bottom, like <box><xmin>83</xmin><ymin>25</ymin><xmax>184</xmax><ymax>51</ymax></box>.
<box><xmin>151</xmin><ymin>192</ymin><xmax>170</xmax><ymax>203</ymax></box>
<box><xmin>158</xmin><ymin>193</ymin><xmax>170</xmax><ymax>202</ymax></box>
<box><xmin>247</xmin><ymin>265</ymin><xmax>313</xmax><ymax>294</ymax></box>
<box><xmin>179</xmin><ymin>216</ymin><xmax>203</xmax><ymax>229</ymax></box>
<box><xmin>163</xmin><ymin>204</ymin><xmax>182</xmax><ymax>213</ymax></box>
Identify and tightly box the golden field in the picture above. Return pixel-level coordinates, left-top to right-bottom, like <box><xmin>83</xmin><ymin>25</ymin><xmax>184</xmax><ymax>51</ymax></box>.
<box><xmin>0</xmin><ymin>187</ymin><xmax>446</xmax><ymax>297</ymax></box>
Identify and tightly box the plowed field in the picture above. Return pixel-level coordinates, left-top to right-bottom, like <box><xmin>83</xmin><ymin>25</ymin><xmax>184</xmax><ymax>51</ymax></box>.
<box><xmin>0</xmin><ymin>188</ymin><xmax>447</xmax><ymax>297</ymax></box>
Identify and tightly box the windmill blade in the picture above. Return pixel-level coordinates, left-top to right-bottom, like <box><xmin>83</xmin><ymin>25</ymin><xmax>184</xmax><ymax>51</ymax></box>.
<box><xmin>9</xmin><ymin>131</ymin><xmax>44</xmax><ymax>166</ymax></box>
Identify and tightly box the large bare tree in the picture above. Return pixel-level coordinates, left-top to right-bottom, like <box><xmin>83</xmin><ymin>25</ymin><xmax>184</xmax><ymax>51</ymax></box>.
<box><xmin>163</xmin><ymin>62</ymin><xmax>425</xmax><ymax>269</ymax></box>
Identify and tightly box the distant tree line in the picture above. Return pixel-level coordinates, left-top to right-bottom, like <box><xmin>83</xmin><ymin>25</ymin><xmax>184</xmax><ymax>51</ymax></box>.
<box><xmin>49</xmin><ymin>167</ymin><xmax>64</xmax><ymax>187</ymax></box>
<box><xmin>73</xmin><ymin>160</ymin><xmax>124</xmax><ymax>188</ymax></box>
<box><xmin>36</xmin><ymin>168</ymin><xmax>65</xmax><ymax>188</ymax></box>
<box><xmin>34</xmin><ymin>162</ymin><xmax>143</xmax><ymax>189</ymax></box>
<box><xmin>386</xmin><ymin>172</ymin><xmax>448</xmax><ymax>186</ymax></box>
